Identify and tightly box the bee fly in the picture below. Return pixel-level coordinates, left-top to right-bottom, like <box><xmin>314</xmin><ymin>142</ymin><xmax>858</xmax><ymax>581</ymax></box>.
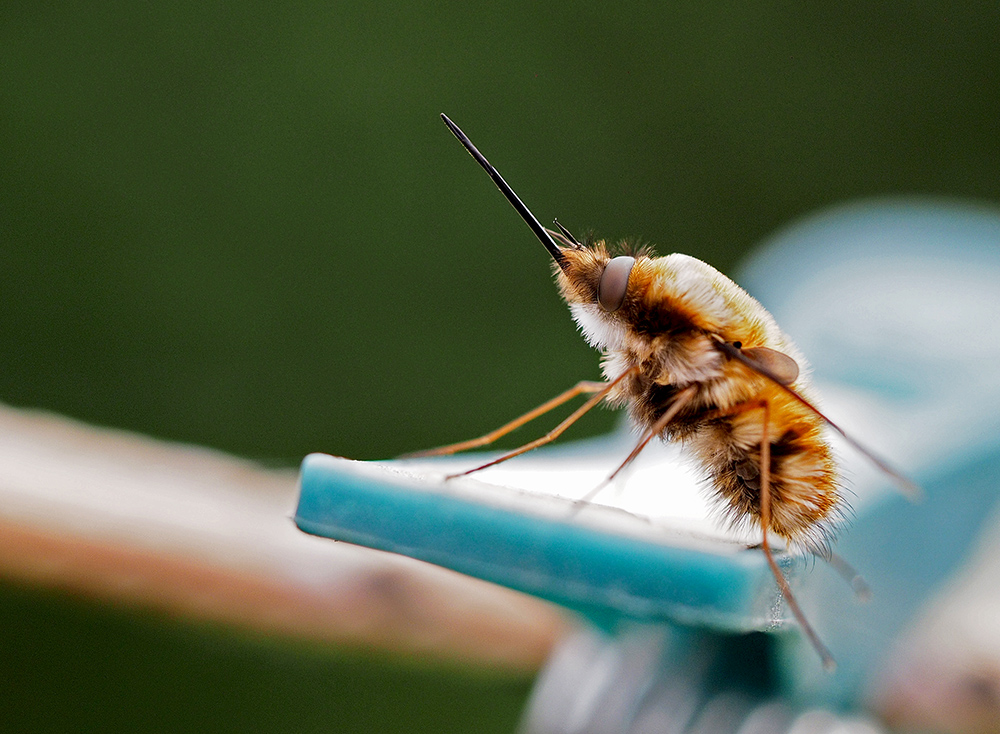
<box><xmin>410</xmin><ymin>113</ymin><xmax>916</xmax><ymax>670</ymax></box>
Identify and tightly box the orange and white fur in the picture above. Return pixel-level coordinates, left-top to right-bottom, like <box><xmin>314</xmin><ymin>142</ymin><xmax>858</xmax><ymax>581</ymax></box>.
<box><xmin>412</xmin><ymin>114</ymin><xmax>895</xmax><ymax>668</ymax></box>
<box><xmin>557</xmin><ymin>242</ymin><xmax>839</xmax><ymax>553</ymax></box>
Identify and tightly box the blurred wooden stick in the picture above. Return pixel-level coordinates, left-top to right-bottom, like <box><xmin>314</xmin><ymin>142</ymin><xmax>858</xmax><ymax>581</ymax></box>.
<box><xmin>0</xmin><ymin>404</ymin><xmax>568</xmax><ymax>671</ymax></box>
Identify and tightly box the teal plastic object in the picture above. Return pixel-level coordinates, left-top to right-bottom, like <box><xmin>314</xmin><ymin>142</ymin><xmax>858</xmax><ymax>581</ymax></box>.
<box><xmin>741</xmin><ymin>199</ymin><xmax>1000</xmax><ymax>705</ymax></box>
<box><xmin>296</xmin><ymin>449</ymin><xmax>797</xmax><ymax>633</ymax></box>
<box><xmin>296</xmin><ymin>199</ymin><xmax>1000</xmax><ymax>711</ymax></box>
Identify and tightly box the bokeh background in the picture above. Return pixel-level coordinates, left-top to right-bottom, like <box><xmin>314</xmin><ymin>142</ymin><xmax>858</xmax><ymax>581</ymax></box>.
<box><xmin>3</xmin><ymin>2</ymin><xmax>1000</xmax><ymax>732</ymax></box>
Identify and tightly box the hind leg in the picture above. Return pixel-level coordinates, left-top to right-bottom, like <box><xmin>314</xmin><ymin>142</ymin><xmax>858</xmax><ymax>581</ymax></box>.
<box><xmin>573</xmin><ymin>384</ymin><xmax>698</xmax><ymax>507</ymax></box>
<box><xmin>712</xmin><ymin>397</ymin><xmax>836</xmax><ymax>670</ymax></box>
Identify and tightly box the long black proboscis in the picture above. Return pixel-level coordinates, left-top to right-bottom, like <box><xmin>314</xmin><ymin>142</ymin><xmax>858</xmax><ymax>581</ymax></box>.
<box><xmin>441</xmin><ymin>114</ymin><xmax>567</xmax><ymax>268</ymax></box>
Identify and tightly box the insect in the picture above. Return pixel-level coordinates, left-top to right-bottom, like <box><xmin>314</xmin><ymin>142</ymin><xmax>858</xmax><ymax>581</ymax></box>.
<box><xmin>413</xmin><ymin>113</ymin><xmax>915</xmax><ymax>670</ymax></box>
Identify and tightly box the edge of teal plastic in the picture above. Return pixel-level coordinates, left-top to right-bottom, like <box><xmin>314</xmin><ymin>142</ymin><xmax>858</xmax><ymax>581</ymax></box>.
<box><xmin>295</xmin><ymin>453</ymin><xmax>804</xmax><ymax>633</ymax></box>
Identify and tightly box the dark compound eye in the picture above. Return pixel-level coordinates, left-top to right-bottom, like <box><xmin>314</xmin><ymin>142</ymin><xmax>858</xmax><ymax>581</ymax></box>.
<box><xmin>597</xmin><ymin>256</ymin><xmax>635</xmax><ymax>312</ymax></box>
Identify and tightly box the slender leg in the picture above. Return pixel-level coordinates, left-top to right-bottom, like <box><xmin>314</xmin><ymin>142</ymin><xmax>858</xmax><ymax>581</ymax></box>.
<box><xmin>445</xmin><ymin>366</ymin><xmax>639</xmax><ymax>479</ymax></box>
<box><xmin>401</xmin><ymin>380</ymin><xmax>609</xmax><ymax>459</ymax></box>
<box><xmin>824</xmin><ymin>552</ymin><xmax>872</xmax><ymax>602</ymax></box>
<box><xmin>574</xmin><ymin>384</ymin><xmax>698</xmax><ymax>507</ymax></box>
<box><xmin>754</xmin><ymin>398</ymin><xmax>837</xmax><ymax>671</ymax></box>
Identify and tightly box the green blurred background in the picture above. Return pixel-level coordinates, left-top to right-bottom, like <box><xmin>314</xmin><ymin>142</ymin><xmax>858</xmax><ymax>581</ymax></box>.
<box><xmin>2</xmin><ymin>2</ymin><xmax>999</xmax><ymax>731</ymax></box>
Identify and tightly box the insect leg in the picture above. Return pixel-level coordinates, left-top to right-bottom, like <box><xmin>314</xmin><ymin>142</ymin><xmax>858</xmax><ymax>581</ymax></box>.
<box><xmin>754</xmin><ymin>397</ymin><xmax>837</xmax><ymax>671</ymax></box>
<box><xmin>823</xmin><ymin>552</ymin><xmax>872</xmax><ymax>601</ymax></box>
<box><xmin>574</xmin><ymin>384</ymin><xmax>699</xmax><ymax>507</ymax></box>
<box><xmin>711</xmin><ymin>336</ymin><xmax>919</xmax><ymax>499</ymax></box>
<box><xmin>442</xmin><ymin>365</ymin><xmax>640</xmax><ymax>478</ymax></box>
<box><xmin>401</xmin><ymin>381</ymin><xmax>610</xmax><ymax>459</ymax></box>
